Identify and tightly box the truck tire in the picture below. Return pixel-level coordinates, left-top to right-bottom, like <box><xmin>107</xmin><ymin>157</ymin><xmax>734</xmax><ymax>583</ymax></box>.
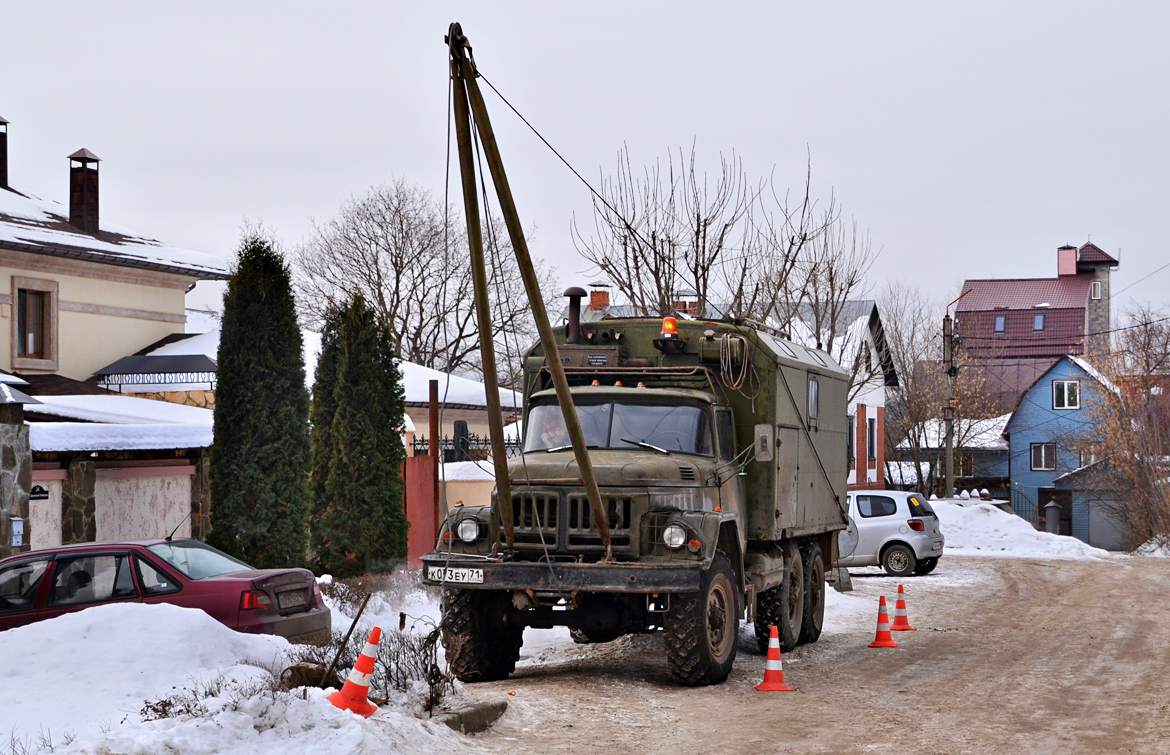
<box><xmin>664</xmin><ymin>552</ymin><xmax>738</xmax><ymax>686</ymax></box>
<box><xmin>440</xmin><ymin>589</ymin><xmax>524</xmax><ymax>683</ymax></box>
<box><xmin>799</xmin><ymin>540</ymin><xmax>825</xmax><ymax>644</ymax></box>
<box><xmin>881</xmin><ymin>543</ymin><xmax>917</xmax><ymax>577</ymax></box>
<box><xmin>913</xmin><ymin>556</ymin><xmax>939</xmax><ymax>575</ymax></box>
<box><xmin>754</xmin><ymin>540</ymin><xmax>804</xmax><ymax>653</ymax></box>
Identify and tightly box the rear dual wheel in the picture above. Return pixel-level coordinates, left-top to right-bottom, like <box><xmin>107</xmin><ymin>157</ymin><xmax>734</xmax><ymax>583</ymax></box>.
<box><xmin>755</xmin><ymin>540</ymin><xmax>804</xmax><ymax>653</ymax></box>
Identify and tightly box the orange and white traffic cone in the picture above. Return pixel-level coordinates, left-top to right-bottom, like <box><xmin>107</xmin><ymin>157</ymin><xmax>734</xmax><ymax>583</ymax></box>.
<box><xmin>868</xmin><ymin>596</ymin><xmax>899</xmax><ymax>648</ymax></box>
<box><xmin>755</xmin><ymin>625</ymin><xmax>794</xmax><ymax>692</ymax></box>
<box><xmin>890</xmin><ymin>584</ymin><xmax>917</xmax><ymax>632</ymax></box>
<box><xmin>328</xmin><ymin>626</ymin><xmax>381</xmax><ymax>718</ymax></box>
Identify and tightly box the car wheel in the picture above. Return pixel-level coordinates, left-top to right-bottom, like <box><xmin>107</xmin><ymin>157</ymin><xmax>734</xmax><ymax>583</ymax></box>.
<box><xmin>913</xmin><ymin>556</ymin><xmax>939</xmax><ymax>575</ymax></box>
<box><xmin>881</xmin><ymin>544</ymin><xmax>916</xmax><ymax>577</ymax></box>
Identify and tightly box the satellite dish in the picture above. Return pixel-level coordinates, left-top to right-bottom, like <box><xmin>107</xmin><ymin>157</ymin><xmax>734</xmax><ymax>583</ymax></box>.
<box><xmin>838</xmin><ymin>516</ymin><xmax>859</xmax><ymax>559</ymax></box>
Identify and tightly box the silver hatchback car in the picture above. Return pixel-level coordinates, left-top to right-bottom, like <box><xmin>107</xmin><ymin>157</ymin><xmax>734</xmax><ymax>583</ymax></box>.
<box><xmin>837</xmin><ymin>490</ymin><xmax>945</xmax><ymax>576</ymax></box>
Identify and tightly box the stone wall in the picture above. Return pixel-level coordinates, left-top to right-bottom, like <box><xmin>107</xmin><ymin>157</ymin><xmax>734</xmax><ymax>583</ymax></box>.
<box><xmin>61</xmin><ymin>460</ymin><xmax>96</xmax><ymax>544</ymax></box>
<box><xmin>0</xmin><ymin>404</ymin><xmax>32</xmax><ymax>558</ymax></box>
<box><xmin>1084</xmin><ymin>265</ymin><xmax>1111</xmax><ymax>356</ymax></box>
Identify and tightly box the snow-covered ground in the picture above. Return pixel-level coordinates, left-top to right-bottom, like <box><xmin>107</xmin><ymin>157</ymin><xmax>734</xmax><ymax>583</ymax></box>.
<box><xmin>931</xmin><ymin>499</ymin><xmax>1110</xmax><ymax>559</ymax></box>
<box><xmin>0</xmin><ymin>602</ymin><xmax>467</xmax><ymax>754</ymax></box>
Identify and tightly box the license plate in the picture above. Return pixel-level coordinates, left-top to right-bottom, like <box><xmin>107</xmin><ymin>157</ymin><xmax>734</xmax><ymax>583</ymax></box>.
<box><xmin>428</xmin><ymin>566</ymin><xmax>484</xmax><ymax>584</ymax></box>
<box><xmin>277</xmin><ymin>589</ymin><xmax>307</xmax><ymax>609</ymax></box>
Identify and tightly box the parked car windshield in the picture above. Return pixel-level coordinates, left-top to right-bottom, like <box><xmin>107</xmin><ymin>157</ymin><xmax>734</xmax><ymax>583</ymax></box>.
<box><xmin>524</xmin><ymin>400</ymin><xmax>713</xmax><ymax>456</ymax></box>
<box><xmin>147</xmin><ymin>541</ymin><xmax>252</xmax><ymax>580</ymax></box>
<box><xmin>907</xmin><ymin>494</ymin><xmax>937</xmax><ymax>517</ymax></box>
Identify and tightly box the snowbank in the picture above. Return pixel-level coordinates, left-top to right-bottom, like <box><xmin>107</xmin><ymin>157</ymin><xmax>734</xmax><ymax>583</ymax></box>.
<box><xmin>0</xmin><ymin>602</ymin><xmax>466</xmax><ymax>754</ymax></box>
<box><xmin>934</xmin><ymin>500</ymin><xmax>1109</xmax><ymax>559</ymax></box>
<box><xmin>1134</xmin><ymin>539</ymin><xmax>1170</xmax><ymax>558</ymax></box>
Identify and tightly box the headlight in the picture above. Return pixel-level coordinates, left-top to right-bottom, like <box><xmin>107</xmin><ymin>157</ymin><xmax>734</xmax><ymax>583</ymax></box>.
<box><xmin>456</xmin><ymin>518</ymin><xmax>480</xmax><ymax>543</ymax></box>
<box><xmin>662</xmin><ymin>523</ymin><xmax>687</xmax><ymax>549</ymax></box>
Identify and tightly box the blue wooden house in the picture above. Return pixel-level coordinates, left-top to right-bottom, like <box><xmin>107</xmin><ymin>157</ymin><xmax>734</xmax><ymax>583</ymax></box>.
<box><xmin>1003</xmin><ymin>355</ymin><xmax>1119</xmax><ymax>545</ymax></box>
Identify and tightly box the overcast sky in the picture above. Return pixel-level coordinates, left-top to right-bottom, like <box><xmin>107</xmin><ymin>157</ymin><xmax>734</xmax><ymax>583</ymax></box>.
<box><xmin>3</xmin><ymin>2</ymin><xmax>1168</xmax><ymax>316</ymax></box>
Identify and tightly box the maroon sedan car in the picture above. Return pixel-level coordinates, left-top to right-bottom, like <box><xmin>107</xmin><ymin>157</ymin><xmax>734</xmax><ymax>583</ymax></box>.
<box><xmin>0</xmin><ymin>538</ymin><xmax>330</xmax><ymax>642</ymax></box>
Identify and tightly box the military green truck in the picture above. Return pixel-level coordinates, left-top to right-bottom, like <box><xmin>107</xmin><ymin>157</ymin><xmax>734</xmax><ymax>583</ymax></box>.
<box><xmin>422</xmin><ymin>296</ymin><xmax>849</xmax><ymax>686</ymax></box>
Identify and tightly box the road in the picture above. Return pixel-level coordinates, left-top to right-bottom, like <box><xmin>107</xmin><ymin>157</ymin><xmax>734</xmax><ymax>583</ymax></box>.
<box><xmin>456</xmin><ymin>556</ymin><xmax>1170</xmax><ymax>754</ymax></box>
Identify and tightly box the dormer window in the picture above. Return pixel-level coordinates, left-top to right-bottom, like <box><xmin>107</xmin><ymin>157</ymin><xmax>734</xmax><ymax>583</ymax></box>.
<box><xmin>994</xmin><ymin>315</ymin><xmax>1006</xmax><ymax>333</ymax></box>
<box><xmin>1033</xmin><ymin>314</ymin><xmax>1045</xmax><ymax>331</ymax></box>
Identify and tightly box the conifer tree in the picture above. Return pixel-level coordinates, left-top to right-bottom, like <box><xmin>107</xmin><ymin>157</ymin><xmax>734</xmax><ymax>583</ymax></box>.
<box><xmin>308</xmin><ymin>305</ymin><xmax>343</xmax><ymax>560</ymax></box>
<box><xmin>314</xmin><ymin>293</ymin><xmax>408</xmax><ymax>577</ymax></box>
<box><xmin>207</xmin><ymin>234</ymin><xmax>310</xmax><ymax>568</ymax></box>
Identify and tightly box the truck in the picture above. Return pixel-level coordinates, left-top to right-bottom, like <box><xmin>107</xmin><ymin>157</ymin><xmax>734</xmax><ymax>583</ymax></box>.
<box><xmin>422</xmin><ymin>293</ymin><xmax>850</xmax><ymax>685</ymax></box>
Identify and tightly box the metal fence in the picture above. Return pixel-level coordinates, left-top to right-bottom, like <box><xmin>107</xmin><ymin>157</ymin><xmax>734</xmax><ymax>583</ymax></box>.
<box><xmin>411</xmin><ymin>433</ymin><xmax>522</xmax><ymax>463</ymax></box>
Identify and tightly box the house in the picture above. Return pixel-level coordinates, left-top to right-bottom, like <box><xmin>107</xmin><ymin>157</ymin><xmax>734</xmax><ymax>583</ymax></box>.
<box><xmin>954</xmin><ymin>242</ymin><xmax>1118</xmax><ymax>409</ymax></box>
<box><xmin>0</xmin><ymin>119</ymin><xmax>228</xmax><ymax>381</ymax></box>
<box><xmin>890</xmin><ymin>413</ymin><xmax>1011</xmax><ymax>497</ymax></box>
<box><xmin>1002</xmin><ymin>355</ymin><xmax>1118</xmax><ymax>543</ymax></box>
<box><xmin>1052</xmin><ymin>461</ymin><xmax>1126</xmax><ymax>551</ymax></box>
<box><xmin>788</xmin><ymin>301</ymin><xmax>899</xmax><ymax>490</ymax></box>
<box><xmin>0</xmin><ymin>117</ymin><xmax>227</xmax><ymax>557</ymax></box>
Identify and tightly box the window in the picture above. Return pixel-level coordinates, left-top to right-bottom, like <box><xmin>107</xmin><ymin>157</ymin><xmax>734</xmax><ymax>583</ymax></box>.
<box><xmin>1030</xmin><ymin>442</ymin><xmax>1056</xmax><ymax>471</ymax></box>
<box><xmin>11</xmin><ymin>277</ymin><xmax>58</xmax><ymax>370</ymax></box>
<box><xmin>1078</xmin><ymin>443</ymin><xmax>1102</xmax><ymax>468</ymax></box>
<box><xmin>1053</xmin><ymin>380</ymin><xmax>1080</xmax><ymax>410</ymax></box>
<box><xmin>856</xmin><ymin>495</ymin><xmax>898</xmax><ymax>518</ymax></box>
<box><xmin>48</xmin><ymin>555</ymin><xmax>136</xmax><ymax>607</ymax></box>
<box><xmin>1033</xmin><ymin>314</ymin><xmax>1046</xmax><ymax>331</ymax></box>
<box><xmin>716</xmin><ymin>410</ymin><xmax>735</xmax><ymax>460</ymax></box>
<box><xmin>1091</xmin><ymin>281</ymin><xmax>1102</xmax><ymax>300</ymax></box>
<box><xmin>846</xmin><ymin>415</ymin><xmax>855</xmax><ymax>462</ymax></box>
<box><xmin>806</xmin><ymin>348</ymin><xmax>828</xmax><ymax>367</ymax></box>
<box><xmin>867</xmin><ymin>418</ymin><xmax>876</xmax><ymax>460</ymax></box>
<box><xmin>907</xmin><ymin>495</ymin><xmax>936</xmax><ymax>517</ymax></box>
<box><xmin>0</xmin><ymin>559</ymin><xmax>48</xmax><ymax>614</ymax></box>
<box><xmin>994</xmin><ymin>315</ymin><xmax>1006</xmax><ymax>333</ymax></box>
<box><xmin>808</xmin><ymin>377</ymin><xmax>820</xmax><ymax>422</ymax></box>
<box><xmin>147</xmin><ymin>541</ymin><xmax>251</xmax><ymax>580</ymax></box>
<box><xmin>524</xmin><ymin>401</ymin><xmax>714</xmax><ymax>455</ymax></box>
<box><xmin>135</xmin><ymin>556</ymin><xmax>181</xmax><ymax>596</ymax></box>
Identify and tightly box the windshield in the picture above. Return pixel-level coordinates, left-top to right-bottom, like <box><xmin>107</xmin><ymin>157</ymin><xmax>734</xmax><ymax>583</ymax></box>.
<box><xmin>524</xmin><ymin>401</ymin><xmax>713</xmax><ymax>456</ymax></box>
<box><xmin>147</xmin><ymin>541</ymin><xmax>253</xmax><ymax>579</ymax></box>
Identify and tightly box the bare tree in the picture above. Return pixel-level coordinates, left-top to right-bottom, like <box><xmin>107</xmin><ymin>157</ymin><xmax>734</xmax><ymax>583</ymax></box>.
<box><xmin>294</xmin><ymin>179</ymin><xmax>557</xmax><ymax>381</ymax></box>
<box><xmin>572</xmin><ymin>144</ymin><xmax>825</xmax><ymax>320</ymax></box>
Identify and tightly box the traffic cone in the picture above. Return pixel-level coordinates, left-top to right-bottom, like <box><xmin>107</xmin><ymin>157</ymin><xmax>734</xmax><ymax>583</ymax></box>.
<box><xmin>755</xmin><ymin>625</ymin><xmax>794</xmax><ymax>692</ymax></box>
<box><xmin>868</xmin><ymin>596</ymin><xmax>899</xmax><ymax>648</ymax></box>
<box><xmin>890</xmin><ymin>584</ymin><xmax>917</xmax><ymax>632</ymax></box>
<box><xmin>328</xmin><ymin>626</ymin><xmax>381</xmax><ymax>718</ymax></box>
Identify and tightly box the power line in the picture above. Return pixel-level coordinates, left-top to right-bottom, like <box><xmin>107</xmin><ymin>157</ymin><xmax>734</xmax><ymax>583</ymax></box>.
<box><xmin>1114</xmin><ymin>259</ymin><xmax>1170</xmax><ymax>297</ymax></box>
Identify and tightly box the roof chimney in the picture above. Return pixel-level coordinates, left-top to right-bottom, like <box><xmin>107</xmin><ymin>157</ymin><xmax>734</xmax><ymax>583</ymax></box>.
<box><xmin>588</xmin><ymin>280</ymin><xmax>611</xmax><ymax>311</ymax></box>
<box><xmin>1057</xmin><ymin>244</ymin><xmax>1077</xmax><ymax>276</ymax></box>
<box><xmin>68</xmin><ymin>148</ymin><xmax>101</xmax><ymax>234</ymax></box>
<box><xmin>0</xmin><ymin>115</ymin><xmax>9</xmax><ymax>190</ymax></box>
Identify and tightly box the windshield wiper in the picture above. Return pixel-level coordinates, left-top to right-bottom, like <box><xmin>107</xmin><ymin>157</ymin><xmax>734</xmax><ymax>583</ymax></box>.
<box><xmin>545</xmin><ymin>444</ymin><xmax>598</xmax><ymax>453</ymax></box>
<box><xmin>621</xmin><ymin>437</ymin><xmax>670</xmax><ymax>455</ymax></box>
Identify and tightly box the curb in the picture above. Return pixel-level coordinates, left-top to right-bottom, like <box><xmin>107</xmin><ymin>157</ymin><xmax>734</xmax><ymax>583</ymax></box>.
<box><xmin>435</xmin><ymin>700</ymin><xmax>508</xmax><ymax>734</ymax></box>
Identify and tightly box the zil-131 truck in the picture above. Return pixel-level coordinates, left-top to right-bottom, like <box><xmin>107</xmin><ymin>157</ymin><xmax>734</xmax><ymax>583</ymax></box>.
<box><xmin>422</xmin><ymin>293</ymin><xmax>849</xmax><ymax>686</ymax></box>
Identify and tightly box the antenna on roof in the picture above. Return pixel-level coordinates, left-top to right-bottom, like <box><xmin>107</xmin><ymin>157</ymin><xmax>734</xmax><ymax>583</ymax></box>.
<box><xmin>165</xmin><ymin>510</ymin><xmax>193</xmax><ymax>541</ymax></box>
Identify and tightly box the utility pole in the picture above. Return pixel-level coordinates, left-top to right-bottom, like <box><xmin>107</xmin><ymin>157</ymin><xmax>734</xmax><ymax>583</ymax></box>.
<box><xmin>942</xmin><ymin>313</ymin><xmax>955</xmax><ymax>499</ymax></box>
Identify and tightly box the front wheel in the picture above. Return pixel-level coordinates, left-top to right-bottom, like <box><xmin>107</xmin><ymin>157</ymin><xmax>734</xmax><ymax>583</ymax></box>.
<box><xmin>881</xmin><ymin>544</ymin><xmax>917</xmax><ymax>577</ymax></box>
<box><xmin>664</xmin><ymin>552</ymin><xmax>739</xmax><ymax>686</ymax></box>
<box><xmin>913</xmin><ymin>556</ymin><xmax>939</xmax><ymax>575</ymax></box>
<box><xmin>440</xmin><ymin>589</ymin><xmax>524</xmax><ymax>682</ymax></box>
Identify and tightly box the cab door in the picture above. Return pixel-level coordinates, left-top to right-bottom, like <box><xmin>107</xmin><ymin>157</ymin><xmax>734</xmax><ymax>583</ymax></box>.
<box><xmin>715</xmin><ymin>408</ymin><xmax>746</xmax><ymax>526</ymax></box>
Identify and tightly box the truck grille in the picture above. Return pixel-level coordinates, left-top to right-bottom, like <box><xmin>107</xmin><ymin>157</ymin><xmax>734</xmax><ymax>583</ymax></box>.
<box><xmin>507</xmin><ymin>492</ymin><xmax>634</xmax><ymax>551</ymax></box>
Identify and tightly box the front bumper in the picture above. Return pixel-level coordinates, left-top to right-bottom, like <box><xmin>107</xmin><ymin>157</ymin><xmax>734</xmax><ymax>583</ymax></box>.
<box><xmin>421</xmin><ymin>553</ymin><xmax>703</xmax><ymax>594</ymax></box>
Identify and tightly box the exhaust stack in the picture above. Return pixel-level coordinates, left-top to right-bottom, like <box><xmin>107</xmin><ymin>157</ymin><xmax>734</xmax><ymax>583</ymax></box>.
<box><xmin>564</xmin><ymin>286</ymin><xmax>586</xmax><ymax>343</ymax></box>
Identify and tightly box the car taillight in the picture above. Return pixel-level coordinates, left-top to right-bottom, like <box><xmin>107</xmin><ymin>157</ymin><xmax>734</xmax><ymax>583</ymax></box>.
<box><xmin>240</xmin><ymin>590</ymin><xmax>272</xmax><ymax>610</ymax></box>
<box><xmin>908</xmin><ymin>519</ymin><xmax>925</xmax><ymax>532</ymax></box>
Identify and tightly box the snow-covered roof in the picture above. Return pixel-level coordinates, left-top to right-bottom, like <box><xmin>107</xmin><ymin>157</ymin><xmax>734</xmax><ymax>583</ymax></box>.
<box><xmin>0</xmin><ymin>371</ymin><xmax>30</xmax><ymax>386</ymax></box>
<box><xmin>896</xmin><ymin>414</ymin><xmax>1012</xmax><ymax>451</ymax></box>
<box><xmin>399</xmin><ymin>359</ymin><xmax>521</xmax><ymax>409</ymax></box>
<box><xmin>1068</xmin><ymin>356</ymin><xmax>1121</xmax><ymax>396</ymax></box>
<box><xmin>27</xmin><ymin>394</ymin><xmax>212</xmax><ymax>452</ymax></box>
<box><xmin>440</xmin><ymin>461</ymin><xmax>496</xmax><ymax>482</ymax></box>
<box><xmin>0</xmin><ymin>187</ymin><xmax>228</xmax><ymax>279</ymax></box>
